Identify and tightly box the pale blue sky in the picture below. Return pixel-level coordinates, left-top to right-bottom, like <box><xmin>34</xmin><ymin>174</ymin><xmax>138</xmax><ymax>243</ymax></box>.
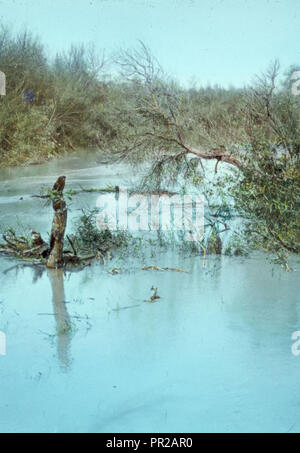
<box><xmin>0</xmin><ymin>0</ymin><xmax>299</xmax><ymax>87</ymax></box>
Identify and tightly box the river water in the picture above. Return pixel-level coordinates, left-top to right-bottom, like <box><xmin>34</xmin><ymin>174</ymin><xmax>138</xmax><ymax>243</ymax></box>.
<box><xmin>0</xmin><ymin>151</ymin><xmax>300</xmax><ymax>433</ymax></box>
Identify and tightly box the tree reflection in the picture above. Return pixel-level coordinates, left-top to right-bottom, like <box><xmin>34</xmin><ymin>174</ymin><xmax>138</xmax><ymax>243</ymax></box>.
<box><xmin>47</xmin><ymin>268</ymin><xmax>72</xmax><ymax>370</ymax></box>
<box><xmin>2</xmin><ymin>262</ymin><xmax>73</xmax><ymax>368</ymax></box>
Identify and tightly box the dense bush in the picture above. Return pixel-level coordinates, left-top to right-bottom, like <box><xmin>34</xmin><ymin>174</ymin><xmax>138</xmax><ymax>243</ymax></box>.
<box><xmin>0</xmin><ymin>26</ymin><xmax>111</xmax><ymax>166</ymax></box>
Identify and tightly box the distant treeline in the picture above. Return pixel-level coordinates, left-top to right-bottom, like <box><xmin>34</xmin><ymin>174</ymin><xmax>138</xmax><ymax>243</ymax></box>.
<box><xmin>0</xmin><ymin>25</ymin><xmax>299</xmax><ymax>168</ymax></box>
<box><xmin>0</xmin><ymin>26</ymin><xmax>116</xmax><ymax>166</ymax></box>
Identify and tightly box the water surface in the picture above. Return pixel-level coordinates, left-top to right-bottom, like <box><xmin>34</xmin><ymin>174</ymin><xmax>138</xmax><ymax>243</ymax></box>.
<box><xmin>0</xmin><ymin>153</ymin><xmax>299</xmax><ymax>433</ymax></box>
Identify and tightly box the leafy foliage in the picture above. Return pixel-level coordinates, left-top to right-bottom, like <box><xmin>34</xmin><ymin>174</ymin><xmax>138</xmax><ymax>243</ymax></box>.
<box><xmin>0</xmin><ymin>26</ymin><xmax>108</xmax><ymax>166</ymax></box>
<box><xmin>72</xmin><ymin>209</ymin><xmax>131</xmax><ymax>254</ymax></box>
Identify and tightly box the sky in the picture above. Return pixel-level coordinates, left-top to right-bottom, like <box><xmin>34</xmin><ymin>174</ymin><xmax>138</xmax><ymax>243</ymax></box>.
<box><xmin>0</xmin><ymin>0</ymin><xmax>299</xmax><ymax>87</ymax></box>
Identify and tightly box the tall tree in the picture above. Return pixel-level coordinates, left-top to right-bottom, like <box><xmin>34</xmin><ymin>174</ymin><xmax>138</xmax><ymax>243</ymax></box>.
<box><xmin>102</xmin><ymin>44</ymin><xmax>299</xmax><ymax>264</ymax></box>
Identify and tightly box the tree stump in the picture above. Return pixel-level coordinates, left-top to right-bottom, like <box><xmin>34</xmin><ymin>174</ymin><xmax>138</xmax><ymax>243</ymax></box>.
<box><xmin>47</xmin><ymin>176</ymin><xmax>67</xmax><ymax>269</ymax></box>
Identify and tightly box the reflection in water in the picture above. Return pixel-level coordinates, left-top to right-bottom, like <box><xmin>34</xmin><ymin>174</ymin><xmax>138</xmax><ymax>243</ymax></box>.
<box><xmin>1</xmin><ymin>252</ymin><xmax>300</xmax><ymax>432</ymax></box>
<box><xmin>1</xmin><ymin>153</ymin><xmax>300</xmax><ymax>432</ymax></box>
<box><xmin>2</xmin><ymin>262</ymin><xmax>74</xmax><ymax>369</ymax></box>
<box><xmin>47</xmin><ymin>268</ymin><xmax>72</xmax><ymax>370</ymax></box>
<box><xmin>2</xmin><ymin>262</ymin><xmax>45</xmax><ymax>284</ymax></box>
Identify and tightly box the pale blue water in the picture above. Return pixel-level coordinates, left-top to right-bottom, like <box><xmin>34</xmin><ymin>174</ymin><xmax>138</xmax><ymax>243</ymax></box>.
<box><xmin>0</xmin><ymin>153</ymin><xmax>300</xmax><ymax>433</ymax></box>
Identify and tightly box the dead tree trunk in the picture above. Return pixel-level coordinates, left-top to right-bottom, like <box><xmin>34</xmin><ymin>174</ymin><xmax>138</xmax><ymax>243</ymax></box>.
<box><xmin>47</xmin><ymin>176</ymin><xmax>67</xmax><ymax>269</ymax></box>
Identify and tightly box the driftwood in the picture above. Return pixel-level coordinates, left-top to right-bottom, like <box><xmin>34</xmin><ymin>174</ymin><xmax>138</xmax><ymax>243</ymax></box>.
<box><xmin>0</xmin><ymin>176</ymin><xmax>101</xmax><ymax>269</ymax></box>
<box><xmin>146</xmin><ymin>286</ymin><xmax>160</xmax><ymax>303</ymax></box>
<box><xmin>141</xmin><ymin>265</ymin><xmax>188</xmax><ymax>273</ymax></box>
<box><xmin>1</xmin><ymin>231</ymin><xmax>48</xmax><ymax>258</ymax></box>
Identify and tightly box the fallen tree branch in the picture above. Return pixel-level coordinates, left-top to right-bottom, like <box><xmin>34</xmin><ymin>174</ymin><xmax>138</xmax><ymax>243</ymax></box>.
<box><xmin>141</xmin><ymin>265</ymin><xmax>188</xmax><ymax>272</ymax></box>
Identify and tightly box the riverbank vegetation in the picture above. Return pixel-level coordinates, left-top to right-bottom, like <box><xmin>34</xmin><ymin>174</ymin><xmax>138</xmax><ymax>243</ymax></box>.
<box><xmin>0</xmin><ymin>26</ymin><xmax>112</xmax><ymax>166</ymax></box>
<box><xmin>0</xmin><ymin>26</ymin><xmax>299</xmax><ymax>266</ymax></box>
